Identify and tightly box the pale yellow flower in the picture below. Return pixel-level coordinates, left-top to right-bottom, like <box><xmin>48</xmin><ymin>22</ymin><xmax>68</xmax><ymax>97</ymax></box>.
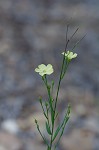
<box><xmin>62</xmin><ymin>51</ymin><xmax>77</xmax><ymax>60</ymax></box>
<box><xmin>35</xmin><ymin>64</ymin><xmax>54</xmax><ymax>76</ymax></box>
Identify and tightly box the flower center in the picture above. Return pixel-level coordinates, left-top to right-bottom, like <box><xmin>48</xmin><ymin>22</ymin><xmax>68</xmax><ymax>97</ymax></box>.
<box><xmin>43</xmin><ymin>69</ymin><xmax>46</xmax><ymax>73</ymax></box>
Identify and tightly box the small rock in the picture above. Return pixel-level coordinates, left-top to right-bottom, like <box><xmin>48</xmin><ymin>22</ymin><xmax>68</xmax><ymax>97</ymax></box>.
<box><xmin>1</xmin><ymin>119</ymin><xmax>19</xmax><ymax>134</ymax></box>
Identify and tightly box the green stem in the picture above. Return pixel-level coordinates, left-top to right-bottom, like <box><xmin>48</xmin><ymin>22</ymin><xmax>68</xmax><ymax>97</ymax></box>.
<box><xmin>54</xmin><ymin>39</ymin><xmax>69</xmax><ymax>112</ymax></box>
<box><xmin>42</xmin><ymin>75</ymin><xmax>54</xmax><ymax>150</ymax></box>
<box><xmin>49</xmin><ymin>25</ymin><xmax>70</xmax><ymax>150</ymax></box>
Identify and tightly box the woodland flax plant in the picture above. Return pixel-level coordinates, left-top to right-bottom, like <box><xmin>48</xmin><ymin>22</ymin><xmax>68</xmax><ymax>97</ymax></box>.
<box><xmin>34</xmin><ymin>24</ymin><xmax>83</xmax><ymax>150</ymax></box>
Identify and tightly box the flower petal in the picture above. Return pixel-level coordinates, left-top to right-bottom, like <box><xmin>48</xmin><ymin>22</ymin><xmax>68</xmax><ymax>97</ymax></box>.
<box><xmin>35</xmin><ymin>68</ymin><xmax>40</xmax><ymax>72</ymax></box>
<box><xmin>38</xmin><ymin>64</ymin><xmax>46</xmax><ymax>70</ymax></box>
<box><xmin>46</xmin><ymin>64</ymin><xmax>54</xmax><ymax>75</ymax></box>
<box><xmin>62</xmin><ymin>51</ymin><xmax>77</xmax><ymax>60</ymax></box>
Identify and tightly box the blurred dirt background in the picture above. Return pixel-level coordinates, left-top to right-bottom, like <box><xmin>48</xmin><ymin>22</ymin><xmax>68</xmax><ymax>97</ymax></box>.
<box><xmin>0</xmin><ymin>0</ymin><xmax>99</xmax><ymax>150</ymax></box>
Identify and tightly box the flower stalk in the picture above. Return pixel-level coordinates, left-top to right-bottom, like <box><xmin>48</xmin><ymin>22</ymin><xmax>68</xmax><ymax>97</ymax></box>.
<box><xmin>34</xmin><ymin>25</ymin><xmax>82</xmax><ymax>150</ymax></box>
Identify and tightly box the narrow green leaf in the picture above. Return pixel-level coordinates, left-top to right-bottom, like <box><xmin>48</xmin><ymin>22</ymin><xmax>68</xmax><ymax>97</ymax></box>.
<box><xmin>51</xmin><ymin>110</ymin><xmax>54</xmax><ymax>126</ymax></box>
<box><xmin>53</xmin><ymin>104</ymin><xmax>71</xmax><ymax>142</ymax></box>
<box><xmin>55</xmin><ymin>112</ymin><xmax>58</xmax><ymax>120</ymax></box>
<box><xmin>47</xmin><ymin>146</ymin><xmax>51</xmax><ymax>150</ymax></box>
<box><xmin>39</xmin><ymin>97</ymin><xmax>42</xmax><ymax>105</ymax></box>
<box><xmin>52</xmin><ymin>125</ymin><xmax>61</xmax><ymax>142</ymax></box>
<box><xmin>34</xmin><ymin>119</ymin><xmax>49</xmax><ymax>146</ymax></box>
<box><xmin>46</xmin><ymin>122</ymin><xmax>52</xmax><ymax>135</ymax></box>
<box><xmin>39</xmin><ymin>98</ymin><xmax>48</xmax><ymax>119</ymax></box>
<box><xmin>55</xmin><ymin>104</ymin><xmax>71</xmax><ymax>148</ymax></box>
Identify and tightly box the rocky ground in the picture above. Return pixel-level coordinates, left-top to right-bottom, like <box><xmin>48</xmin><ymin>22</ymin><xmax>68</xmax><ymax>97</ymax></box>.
<box><xmin>0</xmin><ymin>0</ymin><xmax>99</xmax><ymax>150</ymax></box>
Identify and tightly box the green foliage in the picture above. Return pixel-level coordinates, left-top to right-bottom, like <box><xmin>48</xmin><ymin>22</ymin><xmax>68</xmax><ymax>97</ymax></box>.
<box><xmin>34</xmin><ymin>24</ymin><xmax>83</xmax><ymax>150</ymax></box>
<box><xmin>46</xmin><ymin>122</ymin><xmax>52</xmax><ymax>135</ymax></box>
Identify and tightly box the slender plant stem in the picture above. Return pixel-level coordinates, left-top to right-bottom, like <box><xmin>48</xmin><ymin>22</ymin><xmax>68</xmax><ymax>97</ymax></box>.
<box><xmin>54</xmin><ymin>25</ymin><xmax>70</xmax><ymax>112</ymax></box>
<box><xmin>48</xmin><ymin>25</ymin><xmax>70</xmax><ymax>150</ymax></box>
<box><xmin>42</xmin><ymin>76</ymin><xmax>54</xmax><ymax>150</ymax></box>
